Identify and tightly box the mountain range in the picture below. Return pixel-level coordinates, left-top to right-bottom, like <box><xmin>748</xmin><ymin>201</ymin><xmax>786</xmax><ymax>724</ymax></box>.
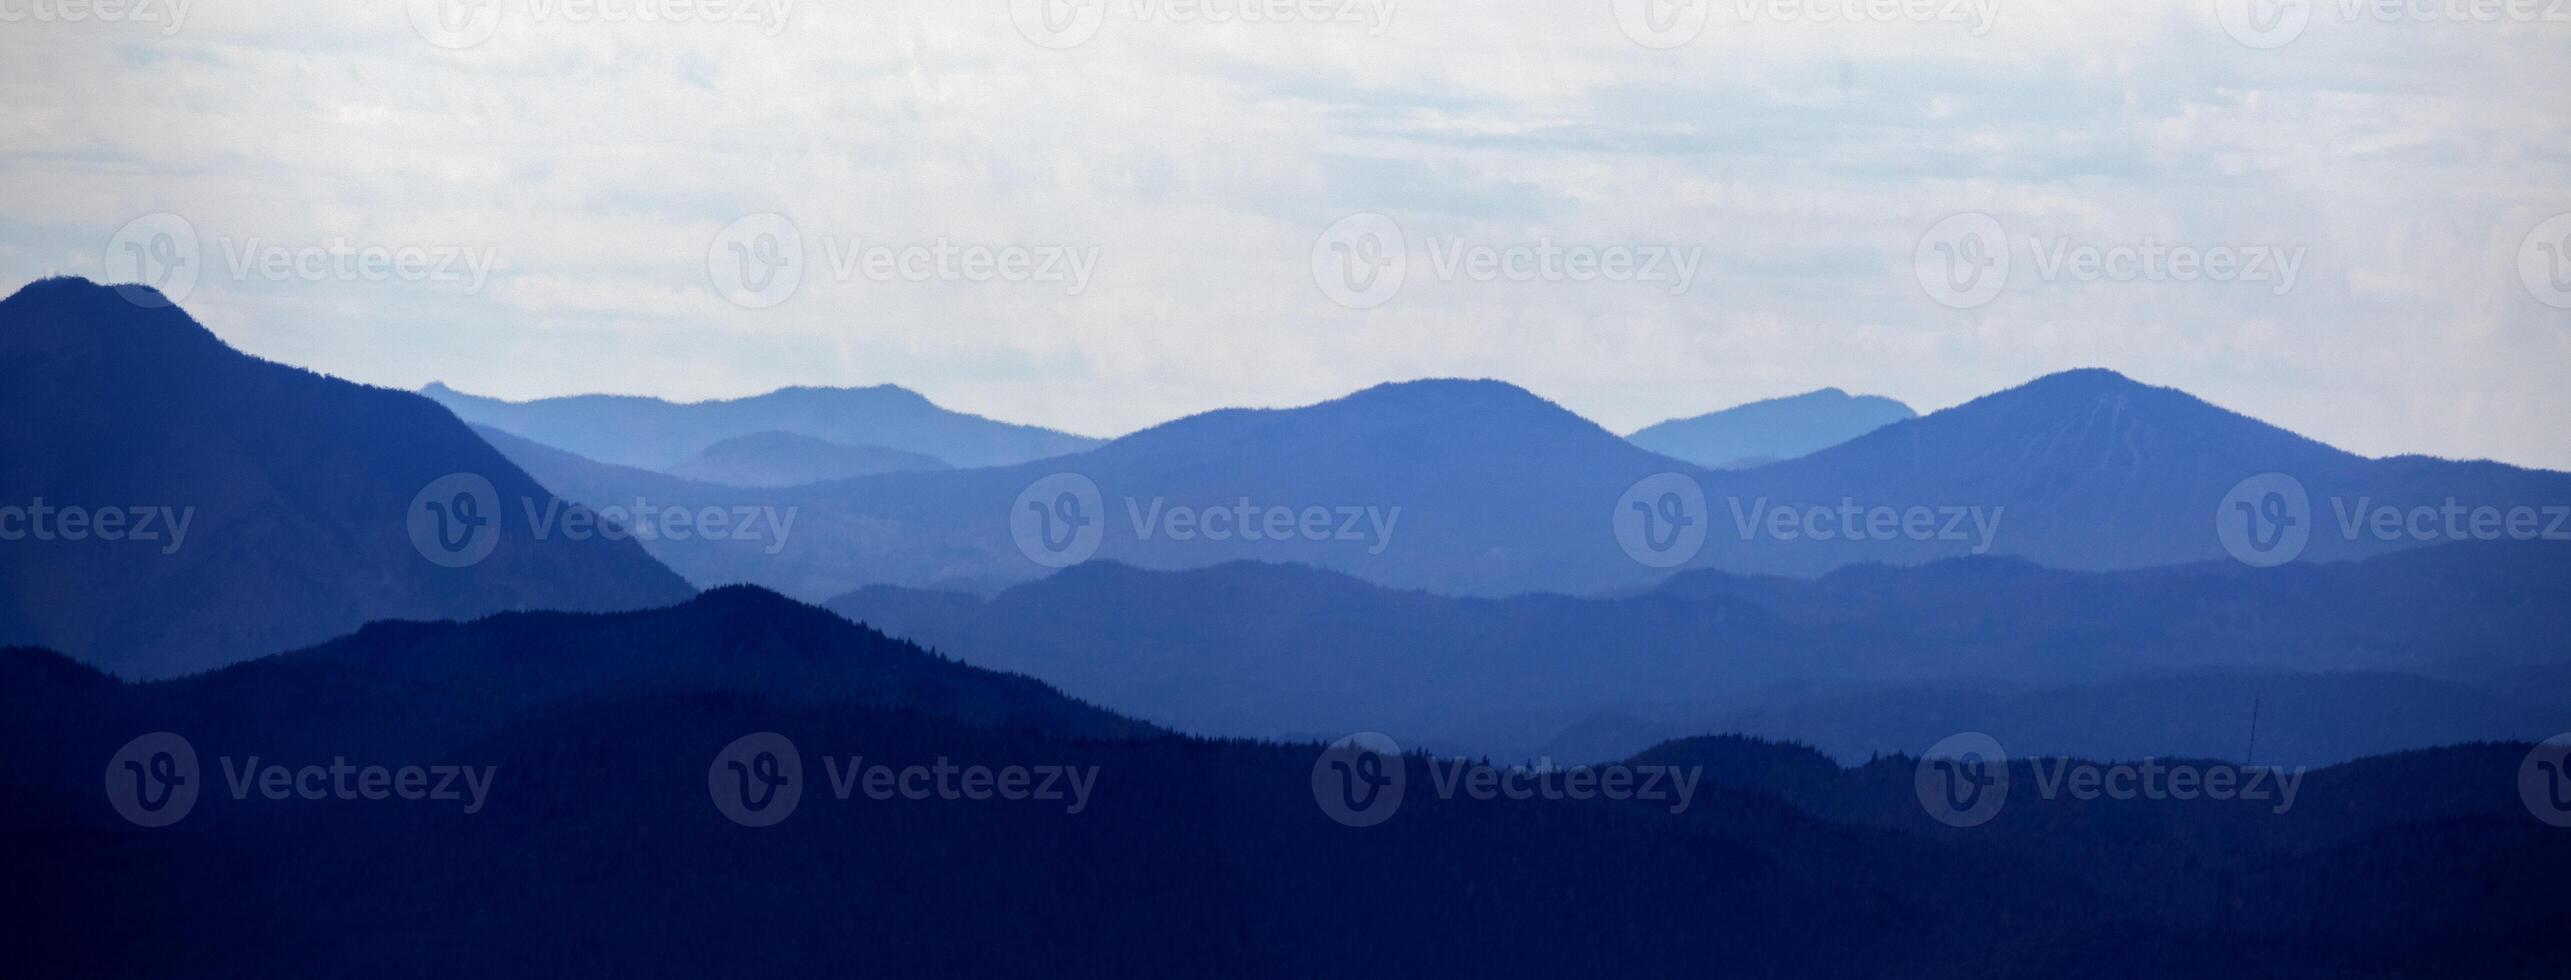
<box><xmin>1628</xmin><ymin>387</ymin><xmax>1916</xmax><ymax>468</ymax></box>
<box><xmin>480</xmin><ymin>367</ymin><xmax>2571</xmax><ymax>601</ymax></box>
<box><xmin>0</xmin><ymin>278</ymin><xmax>693</xmax><ymax>678</ymax></box>
<box><xmin>828</xmin><ymin>542</ymin><xmax>2571</xmax><ymax>763</ymax></box>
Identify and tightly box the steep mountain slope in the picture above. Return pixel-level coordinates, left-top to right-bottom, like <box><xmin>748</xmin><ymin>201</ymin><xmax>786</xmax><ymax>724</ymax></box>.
<box><xmin>1628</xmin><ymin>387</ymin><xmax>1915</xmax><ymax>468</ymax></box>
<box><xmin>0</xmin><ymin>278</ymin><xmax>694</xmax><ymax>678</ymax></box>
<box><xmin>666</xmin><ymin>430</ymin><xmax>951</xmax><ymax>487</ymax></box>
<box><xmin>424</xmin><ymin>380</ymin><xmax>1097</xmax><ymax>470</ymax></box>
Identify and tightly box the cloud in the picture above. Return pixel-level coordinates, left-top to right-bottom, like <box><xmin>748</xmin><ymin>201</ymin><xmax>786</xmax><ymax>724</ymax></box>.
<box><xmin>1</xmin><ymin>0</ymin><xmax>2567</xmax><ymax>466</ymax></box>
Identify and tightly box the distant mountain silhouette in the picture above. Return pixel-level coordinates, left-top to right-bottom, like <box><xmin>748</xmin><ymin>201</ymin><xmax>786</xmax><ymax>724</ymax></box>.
<box><xmin>1628</xmin><ymin>388</ymin><xmax>1915</xmax><ymax>469</ymax></box>
<box><xmin>0</xmin><ymin>278</ymin><xmax>694</xmax><ymax>678</ymax></box>
<box><xmin>8</xmin><ymin>622</ymin><xmax>2564</xmax><ymax>976</ymax></box>
<box><xmin>830</xmin><ymin>542</ymin><xmax>2571</xmax><ymax>762</ymax></box>
<box><xmin>1700</xmin><ymin>368</ymin><xmax>2571</xmax><ymax>574</ymax></box>
<box><xmin>487</xmin><ymin>378</ymin><xmax>1720</xmax><ymax>600</ymax></box>
<box><xmin>666</xmin><ymin>430</ymin><xmax>951</xmax><ymax>487</ymax></box>
<box><xmin>422</xmin><ymin>380</ymin><xmax>1098</xmax><ymax>470</ymax></box>
<box><xmin>479</xmin><ymin>368</ymin><xmax>2571</xmax><ymax>600</ymax></box>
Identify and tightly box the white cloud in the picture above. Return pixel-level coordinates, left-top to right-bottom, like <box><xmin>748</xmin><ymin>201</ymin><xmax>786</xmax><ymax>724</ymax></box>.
<box><xmin>1</xmin><ymin>0</ymin><xmax>2567</xmax><ymax>465</ymax></box>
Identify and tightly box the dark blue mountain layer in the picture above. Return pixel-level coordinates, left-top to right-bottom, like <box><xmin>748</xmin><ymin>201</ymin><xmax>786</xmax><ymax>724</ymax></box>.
<box><xmin>0</xmin><ymin>278</ymin><xmax>694</xmax><ymax>678</ymax></box>
<box><xmin>829</xmin><ymin>542</ymin><xmax>2571</xmax><ymax>763</ymax></box>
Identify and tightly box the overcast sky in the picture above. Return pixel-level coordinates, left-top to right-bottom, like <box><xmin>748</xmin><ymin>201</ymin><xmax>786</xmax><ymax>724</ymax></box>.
<box><xmin>3</xmin><ymin>0</ymin><xmax>2567</xmax><ymax>466</ymax></box>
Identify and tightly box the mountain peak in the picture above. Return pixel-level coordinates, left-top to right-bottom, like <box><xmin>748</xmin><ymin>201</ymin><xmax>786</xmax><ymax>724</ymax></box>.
<box><xmin>1628</xmin><ymin>386</ymin><xmax>1917</xmax><ymax>469</ymax></box>
<box><xmin>1343</xmin><ymin>377</ymin><xmax>1550</xmax><ymax>407</ymax></box>
<box><xmin>2017</xmin><ymin>367</ymin><xmax>2145</xmax><ymax>392</ymax></box>
<box><xmin>1</xmin><ymin>276</ymin><xmax>227</xmax><ymax>357</ymax></box>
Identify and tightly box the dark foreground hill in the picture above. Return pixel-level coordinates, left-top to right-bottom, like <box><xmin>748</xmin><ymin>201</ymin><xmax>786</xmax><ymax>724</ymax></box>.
<box><xmin>0</xmin><ymin>278</ymin><xmax>693</xmax><ymax>678</ymax></box>
<box><xmin>5</xmin><ymin>637</ymin><xmax>2564</xmax><ymax>977</ymax></box>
